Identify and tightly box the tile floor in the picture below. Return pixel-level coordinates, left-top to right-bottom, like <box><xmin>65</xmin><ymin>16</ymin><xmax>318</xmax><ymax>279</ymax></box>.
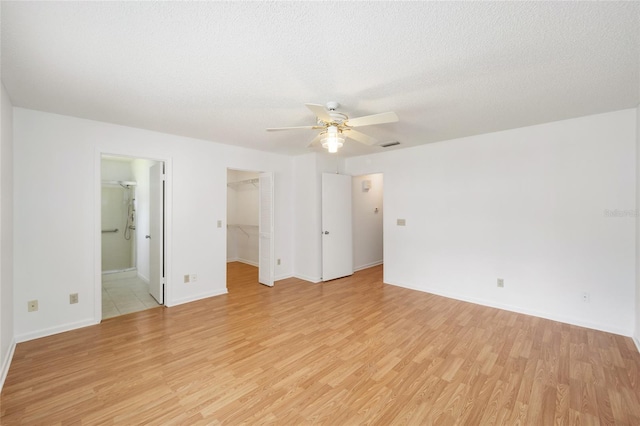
<box><xmin>102</xmin><ymin>275</ymin><xmax>161</xmax><ymax>319</ymax></box>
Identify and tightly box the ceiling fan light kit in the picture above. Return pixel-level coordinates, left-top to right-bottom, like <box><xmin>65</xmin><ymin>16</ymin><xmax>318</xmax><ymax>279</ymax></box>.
<box><xmin>320</xmin><ymin>126</ymin><xmax>345</xmax><ymax>153</ymax></box>
<box><xmin>267</xmin><ymin>102</ymin><xmax>399</xmax><ymax>154</ymax></box>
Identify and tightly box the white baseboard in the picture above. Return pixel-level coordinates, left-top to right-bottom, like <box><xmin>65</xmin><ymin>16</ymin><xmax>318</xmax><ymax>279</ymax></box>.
<box><xmin>227</xmin><ymin>258</ymin><xmax>259</xmax><ymax>267</ymax></box>
<box><xmin>633</xmin><ymin>335</ymin><xmax>640</xmax><ymax>354</ymax></box>
<box><xmin>385</xmin><ymin>281</ymin><xmax>633</xmax><ymax>337</ymax></box>
<box><xmin>275</xmin><ymin>274</ymin><xmax>294</xmax><ymax>281</ymax></box>
<box><xmin>0</xmin><ymin>338</ymin><xmax>16</xmax><ymax>393</ymax></box>
<box><xmin>137</xmin><ymin>272</ymin><xmax>149</xmax><ymax>284</ymax></box>
<box><xmin>102</xmin><ymin>269</ymin><xmax>137</xmax><ymax>281</ymax></box>
<box><xmin>15</xmin><ymin>318</ymin><xmax>99</xmax><ymax>344</ymax></box>
<box><xmin>167</xmin><ymin>288</ymin><xmax>228</xmax><ymax>307</ymax></box>
<box><xmin>354</xmin><ymin>260</ymin><xmax>383</xmax><ymax>272</ymax></box>
<box><xmin>293</xmin><ymin>274</ymin><xmax>322</xmax><ymax>284</ymax></box>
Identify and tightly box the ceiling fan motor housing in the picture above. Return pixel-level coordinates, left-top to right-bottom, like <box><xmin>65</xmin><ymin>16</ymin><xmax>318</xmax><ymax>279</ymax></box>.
<box><xmin>318</xmin><ymin>111</ymin><xmax>348</xmax><ymax>126</ymax></box>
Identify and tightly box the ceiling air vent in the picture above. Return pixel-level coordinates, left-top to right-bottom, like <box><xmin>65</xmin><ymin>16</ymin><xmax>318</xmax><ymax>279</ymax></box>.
<box><xmin>380</xmin><ymin>141</ymin><xmax>401</xmax><ymax>148</ymax></box>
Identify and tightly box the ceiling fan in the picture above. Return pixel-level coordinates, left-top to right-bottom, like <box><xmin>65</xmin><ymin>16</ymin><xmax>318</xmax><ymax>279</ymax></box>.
<box><xmin>267</xmin><ymin>102</ymin><xmax>398</xmax><ymax>153</ymax></box>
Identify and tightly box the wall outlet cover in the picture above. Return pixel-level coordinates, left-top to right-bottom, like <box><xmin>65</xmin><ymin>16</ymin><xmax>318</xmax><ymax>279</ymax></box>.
<box><xmin>28</xmin><ymin>300</ymin><xmax>38</xmax><ymax>312</ymax></box>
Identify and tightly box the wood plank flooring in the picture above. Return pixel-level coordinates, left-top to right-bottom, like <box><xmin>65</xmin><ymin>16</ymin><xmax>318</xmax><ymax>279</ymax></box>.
<box><xmin>2</xmin><ymin>262</ymin><xmax>640</xmax><ymax>424</ymax></box>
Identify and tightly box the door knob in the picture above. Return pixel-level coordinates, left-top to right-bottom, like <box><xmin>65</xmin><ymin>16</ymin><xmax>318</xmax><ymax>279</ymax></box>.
<box><xmin>145</xmin><ymin>235</ymin><xmax>151</xmax><ymax>239</ymax></box>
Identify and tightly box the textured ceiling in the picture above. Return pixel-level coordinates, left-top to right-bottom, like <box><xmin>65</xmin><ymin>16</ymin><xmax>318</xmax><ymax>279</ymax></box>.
<box><xmin>1</xmin><ymin>1</ymin><xmax>639</xmax><ymax>157</ymax></box>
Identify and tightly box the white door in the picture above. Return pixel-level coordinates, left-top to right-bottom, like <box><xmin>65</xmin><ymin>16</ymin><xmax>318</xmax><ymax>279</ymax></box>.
<box><xmin>258</xmin><ymin>172</ymin><xmax>275</xmax><ymax>286</ymax></box>
<box><xmin>322</xmin><ymin>173</ymin><xmax>353</xmax><ymax>281</ymax></box>
<box><xmin>149</xmin><ymin>162</ymin><xmax>164</xmax><ymax>303</ymax></box>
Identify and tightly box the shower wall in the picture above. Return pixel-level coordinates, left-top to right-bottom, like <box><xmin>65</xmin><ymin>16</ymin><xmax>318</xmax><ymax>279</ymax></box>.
<box><xmin>101</xmin><ymin>158</ymin><xmax>136</xmax><ymax>272</ymax></box>
<box><xmin>101</xmin><ymin>185</ymin><xmax>135</xmax><ymax>271</ymax></box>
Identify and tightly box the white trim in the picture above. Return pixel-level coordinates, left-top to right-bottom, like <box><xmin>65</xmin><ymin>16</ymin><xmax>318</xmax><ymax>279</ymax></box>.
<box><xmin>293</xmin><ymin>274</ymin><xmax>322</xmax><ymax>284</ymax></box>
<box><xmin>137</xmin><ymin>272</ymin><xmax>150</xmax><ymax>284</ymax></box>
<box><xmin>0</xmin><ymin>338</ymin><xmax>16</xmax><ymax>392</ymax></box>
<box><xmin>385</xmin><ymin>281</ymin><xmax>633</xmax><ymax>337</ymax></box>
<box><xmin>227</xmin><ymin>258</ymin><xmax>259</xmax><ymax>267</ymax></box>
<box><xmin>15</xmin><ymin>318</ymin><xmax>98</xmax><ymax>344</ymax></box>
<box><xmin>166</xmin><ymin>288</ymin><xmax>228</xmax><ymax>307</ymax></box>
<box><xmin>354</xmin><ymin>260</ymin><xmax>383</xmax><ymax>272</ymax></box>
<box><xmin>275</xmin><ymin>273</ymin><xmax>294</xmax><ymax>281</ymax></box>
<box><xmin>102</xmin><ymin>269</ymin><xmax>137</xmax><ymax>281</ymax></box>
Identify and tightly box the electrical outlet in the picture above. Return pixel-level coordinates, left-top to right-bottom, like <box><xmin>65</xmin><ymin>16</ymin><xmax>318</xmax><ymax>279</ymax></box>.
<box><xmin>277</xmin><ymin>259</ymin><xmax>281</xmax><ymax>266</ymax></box>
<box><xmin>184</xmin><ymin>274</ymin><xmax>190</xmax><ymax>283</ymax></box>
<box><xmin>497</xmin><ymin>278</ymin><xmax>504</xmax><ymax>288</ymax></box>
<box><xmin>190</xmin><ymin>274</ymin><xmax>198</xmax><ymax>282</ymax></box>
<box><xmin>582</xmin><ymin>292</ymin><xmax>590</xmax><ymax>303</ymax></box>
<box><xmin>217</xmin><ymin>220</ymin><xmax>222</xmax><ymax>228</ymax></box>
<box><xmin>28</xmin><ymin>300</ymin><xmax>38</xmax><ymax>312</ymax></box>
<box><xmin>397</xmin><ymin>219</ymin><xmax>406</xmax><ymax>226</ymax></box>
<box><xmin>69</xmin><ymin>293</ymin><xmax>79</xmax><ymax>304</ymax></box>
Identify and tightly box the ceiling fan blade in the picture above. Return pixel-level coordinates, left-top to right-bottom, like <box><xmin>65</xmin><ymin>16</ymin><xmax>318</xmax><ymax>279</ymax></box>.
<box><xmin>266</xmin><ymin>125</ymin><xmax>323</xmax><ymax>131</ymax></box>
<box><xmin>344</xmin><ymin>129</ymin><xmax>379</xmax><ymax>146</ymax></box>
<box><xmin>305</xmin><ymin>103</ymin><xmax>333</xmax><ymax>123</ymax></box>
<box><xmin>307</xmin><ymin>133</ymin><xmax>322</xmax><ymax>148</ymax></box>
<box><xmin>346</xmin><ymin>111</ymin><xmax>398</xmax><ymax>127</ymax></box>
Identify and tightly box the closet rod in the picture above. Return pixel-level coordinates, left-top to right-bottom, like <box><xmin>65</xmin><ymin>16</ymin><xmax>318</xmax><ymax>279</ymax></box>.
<box><xmin>227</xmin><ymin>178</ymin><xmax>259</xmax><ymax>188</ymax></box>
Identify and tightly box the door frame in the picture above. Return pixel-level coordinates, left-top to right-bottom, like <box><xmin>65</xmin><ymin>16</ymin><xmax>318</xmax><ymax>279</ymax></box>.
<box><xmin>94</xmin><ymin>151</ymin><xmax>172</xmax><ymax>322</ymax></box>
<box><xmin>226</xmin><ymin>167</ymin><xmax>275</xmax><ymax>288</ymax></box>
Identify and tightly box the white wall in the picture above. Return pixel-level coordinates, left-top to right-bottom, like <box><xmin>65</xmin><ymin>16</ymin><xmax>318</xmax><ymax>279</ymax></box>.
<box><xmin>0</xmin><ymin>83</ymin><xmax>15</xmax><ymax>389</ymax></box>
<box><xmin>352</xmin><ymin>173</ymin><xmax>384</xmax><ymax>271</ymax></box>
<box><xmin>101</xmin><ymin>158</ymin><xmax>133</xmax><ymax>181</ymax></box>
<box><xmin>345</xmin><ymin>109</ymin><xmax>636</xmax><ymax>336</ymax></box>
<box><xmin>13</xmin><ymin>108</ymin><xmax>294</xmax><ymax>342</ymax></box>
<box><xmin>292</xmin><ymin>153</ymin><xmax>321</xmax><ymax>282</ymax></box>
<box><xmin>635</xmin><ymin>104</ymin><xmax>640</xmax><ymax>350</ymax></box>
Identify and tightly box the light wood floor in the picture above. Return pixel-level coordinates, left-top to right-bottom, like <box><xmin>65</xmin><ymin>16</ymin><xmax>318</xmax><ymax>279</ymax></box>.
<box><xmin>2</xmin><ymin>263</ymin><xmax>639</xmax><ymax>424</ymax></box>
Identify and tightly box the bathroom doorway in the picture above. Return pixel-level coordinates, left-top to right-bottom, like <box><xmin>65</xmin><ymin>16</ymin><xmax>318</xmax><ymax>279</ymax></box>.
<box><xmin>100</xmin><ymin>155</ymin><xmax>162</xmax><ymax>319</ymax></box>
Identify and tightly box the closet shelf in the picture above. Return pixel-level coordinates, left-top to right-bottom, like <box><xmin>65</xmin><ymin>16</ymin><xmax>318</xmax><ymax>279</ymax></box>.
<box><xmin>227</xmin><ymin>178</ymin><xmax>258</xmax><ymax>189</ymax></box>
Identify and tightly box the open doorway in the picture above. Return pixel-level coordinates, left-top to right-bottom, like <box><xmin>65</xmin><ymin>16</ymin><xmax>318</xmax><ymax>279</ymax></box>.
<box><xmin>352</xmin><ymin>173</ymin><xmax>384</xmax><ymax>271</ymax></box>
<box><xmin>226</xmin><ymin>169</ymin><xmax>274</xmax><ymax>291</ymax></box>
<box><xmin>100</xmin><ymin>155</ymin><xmax>164</xmax><ymax>319</ymax></box>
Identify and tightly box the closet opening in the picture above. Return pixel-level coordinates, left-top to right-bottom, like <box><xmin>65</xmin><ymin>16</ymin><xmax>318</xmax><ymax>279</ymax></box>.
<box><xmin>226</xmin><ymin>168</ymin><xmax>274</xmax><ymax>291</ymax></box>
